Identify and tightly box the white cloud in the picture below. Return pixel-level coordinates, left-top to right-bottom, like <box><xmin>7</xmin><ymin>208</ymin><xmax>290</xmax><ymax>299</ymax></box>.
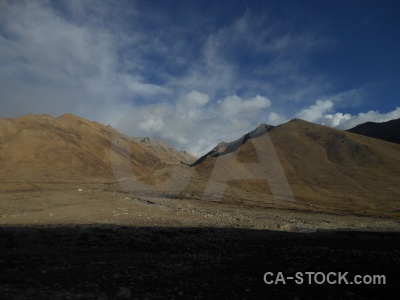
<box><xmin>321</xmin><ymin>107</ymin><xmax>400</xmax><ymax>129</ymax></box>
<box><xmin>186</xmin><ymin>90</ymin><xmax>209</xmax><ymax>107</ymax></box>
<box><xmin>174</xmin><ymin>90</ymin><xmax>207</xmax><ymax>117</ymax></box>
<box><xmin>267</xmin><ymin>112</ymin><xmax>288</xmax><ymax>125</ymax></box>
<box><xmin>296</xmin><ymin>99</ymin><xmax>400</xmax><ymax>130</ymax></box>
<box><xmin>321</xmin><ymin>113</ymin><xmax>352</xmax><ymax>127</ymax></box>
<box><xmin>218</xmin><ymin>94</ymin><xmax>271</xmax><ymax>118</ymax></box>
<box><xmin>295</xmin><ymin>100</ymin><xmax>334</xmax><ymax>122</ymax></box>
<box><xmin>117</xmin><ymin>91</ymin><xmax>273</xmax><ymax>156</ymax></box>
<box><xmin>248</xmin><ymin>95</ymin><xmax>272</xmax><ymax>108</ymax></box>
<box><xmin>139</xmin><ymin>118</ymin><xmax>165</xmax><ymax>132</ymax></box>
<box><xmin>0</xmin><ymin>1</ymin><xmax>165</xmax><ymax>123</ymax></box>
<box><xmin>175</xmin><ymin>90</ymin><xmax>210</xmax><ymax>120</ymax></box>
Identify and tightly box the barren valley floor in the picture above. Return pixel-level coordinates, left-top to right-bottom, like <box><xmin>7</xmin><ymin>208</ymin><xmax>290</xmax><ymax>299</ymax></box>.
<box><xmin>1</xmin><ymin>183</ymin><xmax>400</xmax><ymax>299</ymax></box>
<box><xmin>1</xmin><ymin>183</ymin><xmax>399</xmax><ymax>230</ymax></box>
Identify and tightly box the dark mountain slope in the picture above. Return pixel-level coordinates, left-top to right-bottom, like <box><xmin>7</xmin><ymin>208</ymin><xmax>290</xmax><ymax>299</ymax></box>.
<box><xmin>346</xmin><ymin>118</ymin><xmax>400</xmax><ymax>144</ymax></box>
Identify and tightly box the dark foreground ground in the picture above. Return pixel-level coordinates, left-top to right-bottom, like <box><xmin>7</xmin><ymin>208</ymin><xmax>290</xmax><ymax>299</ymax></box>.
<box><xmin>1</xmin><ymin>225</ymin><xmax>399</xmax><ymax>300</ymax></box>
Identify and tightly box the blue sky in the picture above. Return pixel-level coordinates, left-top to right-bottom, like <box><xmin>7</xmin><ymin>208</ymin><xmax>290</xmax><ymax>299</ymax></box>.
<box><xmin>0</xmin><ymin>0</ymin><xmax>399</xmax><ymax>155</ymax></box>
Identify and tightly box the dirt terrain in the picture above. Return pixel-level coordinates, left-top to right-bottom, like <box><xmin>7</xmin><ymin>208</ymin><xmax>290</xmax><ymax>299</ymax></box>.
<box><xmin>1</xmin><ymin>184</ymin><xmax>400</xmax><ymax>299</ymax></box>
<box><xmin>1</xmin><ymin>183</ymin><xmax>399</xmax><ymax>231</ymax></box>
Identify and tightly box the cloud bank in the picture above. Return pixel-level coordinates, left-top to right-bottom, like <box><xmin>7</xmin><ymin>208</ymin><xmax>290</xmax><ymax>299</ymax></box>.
<box><xmin>118</xmin><ymin>92</ymin><xmax>273</xmax><ymax>156</ymax></box>
<box><xmin>294</xmin><ymin>99</ymin><xmax>400</xmax><ymax>131</ymax></box>
<box><xmin>321</xmin><ymin>107</ymin><xmax>400</xmax><ymax>129</ymax></box>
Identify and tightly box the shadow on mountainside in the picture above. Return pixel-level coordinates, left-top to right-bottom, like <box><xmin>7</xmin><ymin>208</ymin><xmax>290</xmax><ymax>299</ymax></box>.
<box><xmin>1</xmin><ymin>225</ymin><xmax>399</xmax><ymax>300</ymax></box>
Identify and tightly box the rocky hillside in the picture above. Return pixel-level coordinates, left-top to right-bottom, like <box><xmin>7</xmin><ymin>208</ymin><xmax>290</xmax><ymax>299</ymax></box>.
<box><xmin>0</xmin><ymin>114</ymin><xmax>194</xmax><ymax>189</ymax></box>
<box><xmin>132</xmin><ymin>136</ymin><xmax>196</xmax><ymax>165</ymax></box>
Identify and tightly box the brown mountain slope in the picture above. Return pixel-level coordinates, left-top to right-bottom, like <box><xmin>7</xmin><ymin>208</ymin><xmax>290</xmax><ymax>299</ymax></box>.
<box><xmin>346</xmin><ymin>118</ymin><xmax>400</xmax><ymax>144</ymax></box>
<box><xmin>188</xmin><ymin>119</ymin><xmax>400</xmax><ymax>216</ymax></box>
<box><xmin>0</xmin><ymin>114</ymin><xmax>194</xmax><ymax>191</ymax></box>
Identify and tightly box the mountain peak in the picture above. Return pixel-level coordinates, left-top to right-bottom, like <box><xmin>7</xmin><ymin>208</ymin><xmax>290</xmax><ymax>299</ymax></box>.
<box><xmin>57</xmin><ymin>113</ymin><xmax>78</xmax><ymax>119</ymax></box>
<box><xmin>249</xmin><ymin>123</ymin><xmax>274</xmax><ymax>137</ymax></box>
<box><xmin>191</xmin><ymin>123</ymin><xmax>274</xmax><ymax>166</ymax></box>
<box><xmin>287</xmin><ymin>118</ymin><xmax>314</xmax><ymax>124</ymax></box>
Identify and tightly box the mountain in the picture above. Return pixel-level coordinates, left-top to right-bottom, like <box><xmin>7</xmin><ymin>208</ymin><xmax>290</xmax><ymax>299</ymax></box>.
<box><xmin>0</xmin><ymin>114</ymin><xmax>194</xmax><ymax>191</ymax></box>
<box><xmin>346</xmin><ymin>118</ymin><xmax>400</xmax><ymax>144</ymax></box>
<box><xmin>2</xmin><ymin>113</ymin><xmax>400</xmax><ymax>217</ymax></box>
<box><xmin>188</xmin><ymin>119</ymin><xmax>400</xmax><ymax>216</ymax></box>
